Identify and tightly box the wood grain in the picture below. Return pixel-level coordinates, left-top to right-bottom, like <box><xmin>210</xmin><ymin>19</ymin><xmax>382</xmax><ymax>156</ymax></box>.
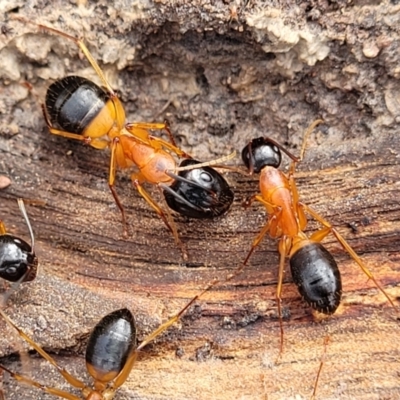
<box><xmin>0</xmin><ymin>122</ymin><xmax>399</xmax><ymax>400</ymax></box>
<box><xmin>1</xmin><ymin>2</ymin><xmax>400</xmax><ymax>398</ymax></box>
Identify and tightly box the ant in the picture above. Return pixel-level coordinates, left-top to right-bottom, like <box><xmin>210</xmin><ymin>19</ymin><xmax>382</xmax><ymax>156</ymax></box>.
<box><xmin>236</xmin><ymin>120</ymin><xmax>396</xmax><ymax>352</ymax></box>
<box><xmin>15</xmin><ymin>18</ymin><xmax>234</xmax><ymax>257</ymax></box>
<box><xmin>0</xmin><ymin>199</ymin><xmax>37</xmax><ymax>306</ymax></box>
<box><xmin>0</xmin><ymin>282</ymin><xmax>212</xmax><ymax>399</ymax></box>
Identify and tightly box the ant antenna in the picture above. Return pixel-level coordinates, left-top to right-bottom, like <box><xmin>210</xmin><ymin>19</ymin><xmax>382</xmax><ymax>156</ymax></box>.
<box><xmin>17</xmin><ymin>199</ymin><xmax>35</xmax><ymax>253</ymax></box>
<box><xmin>173</xmin><ymin>151</ymin><xmax>237</xmax><ymax>172</ymax></box>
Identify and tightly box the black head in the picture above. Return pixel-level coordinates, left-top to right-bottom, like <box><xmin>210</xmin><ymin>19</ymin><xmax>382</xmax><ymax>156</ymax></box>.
<box><xmin>164</xmin><ymin>159</ymin><xmax>234</xmax><ymax>219</ymax></box>
<box><xmin>0</xmin><ymin>235</ymin><xmax>38</xmax><ymax>282</ymax></box>
<box><xmin>242</xmin><ymin>137</ymin><xmax>282</xmax><ymax>174</ymax></box>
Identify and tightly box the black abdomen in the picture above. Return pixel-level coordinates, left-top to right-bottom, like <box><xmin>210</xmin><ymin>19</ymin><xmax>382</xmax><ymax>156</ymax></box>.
<box><xmin>45</xmin><ymin>76</ymin><xmax>109</xmax><ymax>134</ymax></box>
<box><xmin>85</xmin><ymin>308</ymin><xmax>136</xmax><ymax>382</ymax></box>
<box><xmin>290</xmin><ymin>242</ymin><xmax>342</xmax><ymax>314</ymax></box>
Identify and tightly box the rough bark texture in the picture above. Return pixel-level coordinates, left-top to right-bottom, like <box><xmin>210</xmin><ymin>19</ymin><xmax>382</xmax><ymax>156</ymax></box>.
<box><xmin>0</xmin><ymin>1</ymin><xmax>400</xmax><ymax>399</ymax></box>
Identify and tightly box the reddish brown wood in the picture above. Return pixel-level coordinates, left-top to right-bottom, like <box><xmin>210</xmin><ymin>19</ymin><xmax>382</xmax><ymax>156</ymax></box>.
<box><xmin>0</xmin><ymin>129</ymin><xmax>399</xmax><ymax>399</ymax></box>
<box><xmin>0</xmin><ymin>5</ymin><xmax>400</xmax><ymax>399</ymax></box>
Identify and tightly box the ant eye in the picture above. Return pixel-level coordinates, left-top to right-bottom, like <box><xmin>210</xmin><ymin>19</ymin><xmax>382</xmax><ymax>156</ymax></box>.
<box><xmin>200</xmin><ymin>171</ymin><xmax>212</xmax><ymax>183</ymax></box>
<box><xmin>6</xmin><ymin>265</ymin><xmax>19</xmax><ymax>277</ymax></box>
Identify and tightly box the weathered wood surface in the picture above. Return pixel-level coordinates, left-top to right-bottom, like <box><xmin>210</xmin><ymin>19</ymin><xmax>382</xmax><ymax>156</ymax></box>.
<box><xmin>0</xmin><ymin>2</ymin><xmax>400</xmax><ymax>400</ymax></box>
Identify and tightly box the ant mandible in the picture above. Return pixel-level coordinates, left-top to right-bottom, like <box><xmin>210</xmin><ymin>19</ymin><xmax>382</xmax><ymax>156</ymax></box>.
<box><xmin>0</xmin><ymin>199</ymin><xmax>37</xmax><ymax>307</ymax></box>
<box><xmin>238</xmin><ymin>120</ymin><xmax>396</xmax><ymax>352</ymax></box>
<box><xmin>0</xmin><ymin>281</ymin><xmax>212</xmax><ymax>399</ymax></box>
<box><xmin>16</xmin><ymin>18</ymin><xmax>234</xmax><ymax>257</ymax></box>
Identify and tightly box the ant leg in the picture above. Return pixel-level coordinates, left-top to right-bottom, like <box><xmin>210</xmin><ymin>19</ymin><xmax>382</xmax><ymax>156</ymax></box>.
<box><xmin>287</xmin><ymin>176</ymin><xmax>307</xmax><ymax>230</ymax></box>
<box><xmin>43</xmin><ymin>106</ymin><xmax>109</xmax><ymax>149</ymax></box>
<box><xmin>0</xmin><ymin>365</ymin><xmax>80</xmax><ymax>400</ymax></box>
<box><xmin>226</xmin><ymin>214</ymin><xmax>279</xmax><ymax>286</ymax></box>
<box><xmin>158</xmin><ymin>186</ymin><xmax>188</xmax><ymax>260</ymax></box>
<box><xmin>149</xmin><ymin>136</ymin><xmax>191</xmax><ymax>158</ymax></box>
<box><xmin>242</xmin><ymin>218</ymin><xmax>273</xmax><ymax>267</ymax></box>
<box><xmin>161</xmin><ymin>119</ymin><xmax>178</xmax><ymax>148</ymax></box>
<box><xmin>131</xmin><ymin>175</ymin><xmax>187</xmax><ymax>258</ymax></box>
<box><xmin>311</xmin><ymin>336</ymin><xmax>330</xmax><ymax>400</ymax></box>
<box><xmin>125</xmin><ymin>123</ymin><xmax>191</xmax><ymax>158</ymax></box>
<box><xmin>0</xmin><ymin>309</ymin><xmax>88</xmax><ymax>394</ymax></box>
<box><xmin>128</xmin><ymin>120</ymin><xmax>178</xmax><ymax>148</ymax></box>
<box><xmin>136</xmin><ymin>291</ymin><xmax>202</xmax><ymax>351</ymax></box>
<box><xmin>108</xmin><ymin>139</ymin><xmax>129</xmax><ymax>237</ymax></box>
<box><xmin>109</xmin><ymin>352</ymin><xmax>138</xmax><ymax>392</ymax></box>
<box><xmin>243</xmin><ymin>194</ymin><xmax>281</xmax><ymax>216</ymax></box>
<box><xmin>42</xmin><ymin>105</ymin><xmax>85</xmax><ymax>141</ymax></box>
<box><xmin>276</xmin><ymin>236</ymin><xmax>291</xmax><ymax>358</ymax></box>
<box><xmin>300</xmin><ymin>202</ymin><xmax>397</xmax><ymax>309</ymax></box>
<box><xmin>47</xmin><ymin>127</ymin><xmax>90</xmax><ymax>143</ymax></box>
<box><xmin>127</xmin><ymin>119</ymin><xmax>180</xmax><ymax>149</ymax></box>
<box><xmin>231</xmin><ymin>195</ymin><xmax>282</xmax><ymax>279</ymax></box>
<box><xmin>241</xmin><ymin>194</ymin><xmax>277</xmax><ymax>266</ymax></box>
<box><xmin>126</xmin><ymin>121</ymin><xmax>169</xmax><ymax>133</ymax></box>
<box><xmin>242</xmin><ymin>193</ymin><xmax>260</xmax><ymax>208</ymax></box>
<box><xmin>113</xmin><ymin>281</ymin><xmax>215</xmax><ymax>389</ymax></box>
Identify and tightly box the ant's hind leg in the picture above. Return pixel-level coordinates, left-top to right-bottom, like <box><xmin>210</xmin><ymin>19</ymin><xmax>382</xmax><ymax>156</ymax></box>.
<box><xmin>0</xmin><ymin>365</ymin><xmax>81</xmax><ymax>400</ymax></box>
<box><xmin>113</xmin><ymin>270</ymin><xmax>225</xmax><ymax>389</ymax></box>
<box><xmin>131</xmin><ymin>173</ymin><xmax>187</xmax><ymax>259</ymax></box>
<box><xmin>125</xmin><ymin>123</ymin><xmax>191</xmax><ymax>159</ymax></box>
<box><xmin>0</xmin><ymin>309</ymin><xmax>88</xmax><ymax>396</ymax></box>
<box><xmin>300</xmin><ymin>202</ymin><xmax>397</xmax><ymax>310</ymax></box>
<box><xmin>311</xmin><ymin>336</ymin><xmax>330</xmax><ymax>400</ymax></box>
<box><xmin>276</xmin><ymin>235</ymin><xmax>291</xmax><ymax>359</ymax></box>
<box><xmin>108</xmin><ymin>139</ymin><xmax>129</xmax><ymax>237</ymax></box>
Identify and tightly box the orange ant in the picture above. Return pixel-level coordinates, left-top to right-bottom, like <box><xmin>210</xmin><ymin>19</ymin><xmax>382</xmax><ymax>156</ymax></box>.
<box><xmin>236</xmin><ymin>120</ymin><xmax>396</xmax><ymax>352</ymax></box>
<box><xmin>0</xmin><ymin>199</ymin><xmax>37</xmax><ymax>307</ymax></box>
<box><xmin>0</xmin><ymin>282</ymin><xmax>212</xmax><ymax>399</ymax></box>
<box><xmin>15</xmin><ymin>18</ymin><xmax>234</xmax><ymax>257</ymax></box>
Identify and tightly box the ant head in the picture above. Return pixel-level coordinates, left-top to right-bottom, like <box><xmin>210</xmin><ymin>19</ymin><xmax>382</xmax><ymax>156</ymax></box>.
<box><xmin>0</xmin><ymin>235</ymin><xmax>38</xmax><ymax>282</ymax></box>
<box><xmin>0</xmin><ymin>200</ymin><xmax>38</xmax><ymax>283</ymax></box>
<box><xmin>241</xmin><ymin>137</ymin><xmax>282</xmax><ymax>174</ymax></box>
<box><xmin>164</xmin><ymin>158</ymin><xmax>234</xmax><ymax>219</ymax></box>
